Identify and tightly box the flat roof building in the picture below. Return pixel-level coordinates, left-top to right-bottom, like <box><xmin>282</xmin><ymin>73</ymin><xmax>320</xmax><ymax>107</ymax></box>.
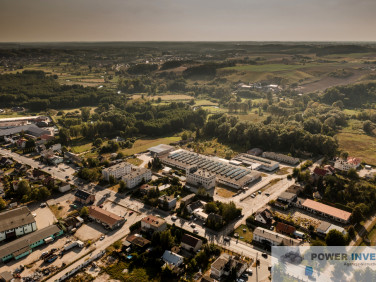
<box><xmin>102</xmin><ymin>162</ymin><xmax>131</xmax><ymax>181</ymax></box>
<box><xmin>160</xmin><ymin>150</ymin><xmax>261</xmax><ymax>189</ymax></box>
<box><xmin>141</xmin><ymin>215</ymin><xmax>167</xmax><ymax>233</ymax></box>
<box><xmin>262</xmin><ymin>152</ymin><xmax>300</xmax><ymax>165</ymax></box>
<box><xmin>148</xmin><ymin>144</ymin><xmax>174</xmax><ymax>157</ymax></box>
<box><xmin>233</xmin><ymin>153</ymin><xmax>279</xmax><ymax>172</ymax></box>
<box><xmin>122</xmin><ymin>167</ymin><xmax>152</xmax><ymax>189</ymax></box>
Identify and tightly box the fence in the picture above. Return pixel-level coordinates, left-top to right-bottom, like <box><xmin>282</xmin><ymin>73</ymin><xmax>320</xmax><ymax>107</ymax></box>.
<box><xmin>54</xmin><ymin>250</ymin><xmax>105</xmax><ymax>282</ymax></box>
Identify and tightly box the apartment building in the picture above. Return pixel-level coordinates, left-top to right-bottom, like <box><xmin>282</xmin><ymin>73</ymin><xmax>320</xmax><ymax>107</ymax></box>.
<box><xmin>102</xmin><ymin>162</ymin><xmax>132</xmax><ymax>181</ymax></box>
<box><xmin>121</xmin><ymin>167</ymin><xmax>152</xmax><ymax>189</ymax></box>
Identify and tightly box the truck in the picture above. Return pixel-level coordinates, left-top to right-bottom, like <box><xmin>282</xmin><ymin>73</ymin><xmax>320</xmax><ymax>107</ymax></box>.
<box><xmin>64</xmin><ymin>241</ymin><xmax>78</xmax><ymax>251</ymax></box>
<box><xmin>44</xmin><ymin>254</ymin><xmax>58</xmax><ymax>263</ymax></box>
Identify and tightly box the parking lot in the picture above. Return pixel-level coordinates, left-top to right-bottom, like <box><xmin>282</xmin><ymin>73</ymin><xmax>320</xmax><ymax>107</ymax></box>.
<box><xmin>28</xmin><ymin>204</ymin><xmax>57</xmax><ymax>229</ymax></box>
<box><xmin>75</xmin><ymin>222</ymin><xmax>106</xmax><ymax>242</ymax></box>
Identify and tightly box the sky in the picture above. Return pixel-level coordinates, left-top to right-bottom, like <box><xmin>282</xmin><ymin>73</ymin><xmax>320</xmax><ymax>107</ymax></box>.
<box><xmin>0</xmin><ymin>0</ymin><xmax>375</xmax><ymax>42</ymax></box>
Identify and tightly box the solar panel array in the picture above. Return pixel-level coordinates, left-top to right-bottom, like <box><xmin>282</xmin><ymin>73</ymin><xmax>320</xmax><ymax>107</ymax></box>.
<box><xmin>167</xmin><ymin>151</ymin><xmax>251</xmax><ymax>182</ymax></box>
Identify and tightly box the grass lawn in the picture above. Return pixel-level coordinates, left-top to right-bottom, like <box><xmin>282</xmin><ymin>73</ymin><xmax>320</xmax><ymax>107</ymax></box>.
<box><xmin>232</xmin><ymin>224</ymin><xmax>253</xmax><ymax>243</ymax></box>
<box><xmin>230</xmin><ymin>112</ymin><xmax>268</xmax><ymax>123</ymax></box>
<box><xmin>127</xmin><ymin>157</ymin><xmax>143</xmax><ymax>167</ymax></box>
<box><xmin>70</xmin><ymin>138</ymin><xmax>93</xmax><ymax>154</ymax></box>
<box><xmin>215</xmin><ymin>187</ymin><xmax>237</xmax><ymax>198</ymax></box>
<box><xmin>49</xmin><ymin>204</ymin><xmax>65</xmax><ymax>219</ymax></box>
<box><xmin>275</xmin><ymin>167</ymin><xmax>292</xmax><ymax>175</ymax></box>
<box><xmin>337</xmin><ymin>132</ymin><xmax>376</xmax><ymax>165</ymax></box>
<box><xmin>194</xmin><ymin>99</ymin><xmax>218</xmax><ymax>106</ymax></box>
<box><xmin>119</xmin><ymin>136</ymin><xmax>181</xmax><ymax>156</ymax></box>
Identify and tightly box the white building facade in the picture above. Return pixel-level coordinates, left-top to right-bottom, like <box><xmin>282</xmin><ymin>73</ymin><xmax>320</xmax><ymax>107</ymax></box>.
<box><xmin>102</xmin><ymin>162</ymin><xmax>132</xmax><ymax>181</ymax></box>
<box><xmin>122</xmin><ymin>168</ymin><xmax>152</xmax><ymax>189</ymax></box>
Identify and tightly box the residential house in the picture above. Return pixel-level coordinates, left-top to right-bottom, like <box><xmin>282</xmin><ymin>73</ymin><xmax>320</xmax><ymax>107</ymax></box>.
<box><xmin>186</xmin><ymin>200</ymin><xmax>204</xmax><ymax>214</ymax></box>
<box><xmin>180</xmin><ymin>194</ymin><xmax>195</xmax><ymax>207</ymax></box>
<box><xmin>74</xmin><ymin>189</ymin><xmax>95</xmax><ymax>205</ymax></box>
<box><xmin>126</xmin><ymin>234</ymin><xmax>151</xmax><ymax>249</ymax></box>
<box><xmin>276</xmin><ymin>222</ymin><xmax>296</xmax><ymax>236</ymax></box>
<box><xmin>255</xmin><ymin>208</ymin><xmax>273</xmax><ymax>225</ymax></box>
<box><xmin>88</xmin><ymin>206</ymin><xmax>125</xmax><ymax>230</ymax></box>
<box><xmin>193</xmin><ymin>208</ymin><xmax>209</xmax><ymax>221</ymax></box>
<box><xmin>181</xmin><ymin>234</ymin><xmax>203</xmax><ymax>252</ymax></box>
<box><xmin>210</xmin><ymin>253</ymin><xmax>248</xmax><ymax>280</ymax></box>
<box><xmin>0</xmin><ymin>207</ymin><xmax>37</xmax><ymax>242</ymax></box>
<box><xmin>158</xmin><ymin>195</ymin><xmax>177</xmax><ymax>210</ymax></box>
<box><xmin>334</xmin><ymin>157</ymin><xmax>361</xmax><ymax>172</ymax></box>
<box><xmin>141</xmin><ymin>215</ymin><xmax>167</xmax><ymax>233</ymax></box>
<box><xmin>253</xmin><ymin>227</ymin><xmax>300</xmax><ymax>246</ymax></box>
<box><xmin>162</xmin><ymin>250</ymin><xmax>184</xmax><ymax>267</ymax></box>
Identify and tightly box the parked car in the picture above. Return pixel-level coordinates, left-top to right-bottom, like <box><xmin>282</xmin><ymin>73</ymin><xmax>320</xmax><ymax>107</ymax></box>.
<box><xmin>224</xmin><ymin>236</ymin><xmax>230</xmax><ymax>242</ymax></box>
<box><xmin>190</xmin><ymin>223</ymin><xmax>196</xmax><ymax>228</ymax></box>
<box><xmin>40</xmin><ymin>203</ymin><xmax>47</xmax><ymax>208</ymax></box>
<box><xmin>100</xmin><ymin>235</ymin><xmax>105</xmax><ymax>240</ymax></box>
<box><xmin>171</xmin><ymin>215</ymin><xmax>177</xmax><ymax>221</ymax></box>
<box><xmin>193</xmin><ymin>229</ymin><xmax>199</xmax><ymax>234</ymax></box>
<box><xmin>262</xmin><ymin>252</ymin><xmax>268</xmax><ymax>258</ymax></box>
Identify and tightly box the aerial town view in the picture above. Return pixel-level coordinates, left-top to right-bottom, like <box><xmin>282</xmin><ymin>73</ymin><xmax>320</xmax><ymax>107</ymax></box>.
<box><xmin>0</xmin><ymin>1</ymin><xmax>376</xmax><ymax>282</ymax></box>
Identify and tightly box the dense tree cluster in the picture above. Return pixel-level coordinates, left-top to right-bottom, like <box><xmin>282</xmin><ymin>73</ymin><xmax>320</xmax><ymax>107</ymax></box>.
<box><xmin>203</xmin><ymin>114</ymin><xmax>338</xmax><ymax>156</ymax></box>
<box><xmin>0</xmin><ymin>71</ymin><xmax>115</xmax><ymax>111</ymax></box>
<box><xmin>321</xmin><ymin>83</ymin><xmax>376</xmax><ymax>108</ymax></box>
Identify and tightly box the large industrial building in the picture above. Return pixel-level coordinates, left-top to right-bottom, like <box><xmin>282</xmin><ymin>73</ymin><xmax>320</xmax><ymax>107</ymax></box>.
<box><xmin>232</xmin><ymin>153</ymin><xmax>279</xmax><ymax>171</ymax></box>
<box><xmin>0</xmin><ymin>225</ymin><xmax>63</xmax><ymax>262</ymax></box>
<box><xmin>0</xmin><ymin>207</ymin><xmax>37</xmax><ymax>242</ymax></box>
<box><xmin>160</xmin><ymin>149</ymin><xmax>261</xmax><ymax>189</ymax></box>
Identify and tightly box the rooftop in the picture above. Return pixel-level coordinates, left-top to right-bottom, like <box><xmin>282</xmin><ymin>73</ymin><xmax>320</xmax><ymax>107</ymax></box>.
<box><xmin>88</xmin><ymin>206</ymin><xmax>123</xmax><ymax>227</ymax></box>
<box><xmin>74</xmin><ymin>189</ymin><xmax>94</xmax><ymax>200</ymax></box>
<box><xmin>122</xmin><ymin>167</ymin><xmax>150</xmax><ymax>180</ymax></box>
<box><xmin>302</xmin><ymin>199</ymin><xmax>351</xmax><ymax>222</ymax></box>
<box><xmin>254</xmin><ymin>227</ymin><xmax>300</xmax><ymax>246</ymax></box>
<box><xmin>102</xmin><ymin>162</ymin><xmax>131</xmax><ymax>172</ymax></box>
<box><xmin>141</xmin><ymin>215</ymin><xmax>166</xmax><ymax>228</ymax></box>
<box><xmin>126</xmin><ymin>234</ymin><xmax>151</xmax><ymax>248</ymax></box>
<box><xmin>148</xmin><ymin>144</ymin><xmax>174</xmax><ymax>154</ymax></box>
<box><xmin>0</xmin><ymin>225</ymin><xmax>61</xmax><ymax>259</ymax></box>
<box><xmin>0</xmin><ymin>207</ymin><xmax>35</xmax><ymax>233</ymax></box>
<box><xmin>181</xmin><ymin>234</ymin><xmax>202</xmax><ymax>248</ymax></box>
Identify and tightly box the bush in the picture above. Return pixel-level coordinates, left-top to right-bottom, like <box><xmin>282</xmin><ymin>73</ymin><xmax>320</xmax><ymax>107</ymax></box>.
<box><xmin>129</xmin><ymin>220</ymin><xmax>141</xmax><ymax>232</ymax></box>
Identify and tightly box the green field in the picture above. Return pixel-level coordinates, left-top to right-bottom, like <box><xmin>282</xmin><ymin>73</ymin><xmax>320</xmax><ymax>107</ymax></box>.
<box><xmin>232</xmin><ymin>224</ymin><xmax>253</xmax><ymax>243</ymax></box>
<box><xmin>223</xmin><ymin>63</ymin><xmax>322</xmax><ymax>72</ymax></box>
<box><xmin>119</xmin><ymin>136</ymin><xmax>181</xmax><ymax>155</ymax></box>
<box><xmin>337</xmin><ymin>132</ymin><xmax>376</xmax><ymax>165</ymax></box>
